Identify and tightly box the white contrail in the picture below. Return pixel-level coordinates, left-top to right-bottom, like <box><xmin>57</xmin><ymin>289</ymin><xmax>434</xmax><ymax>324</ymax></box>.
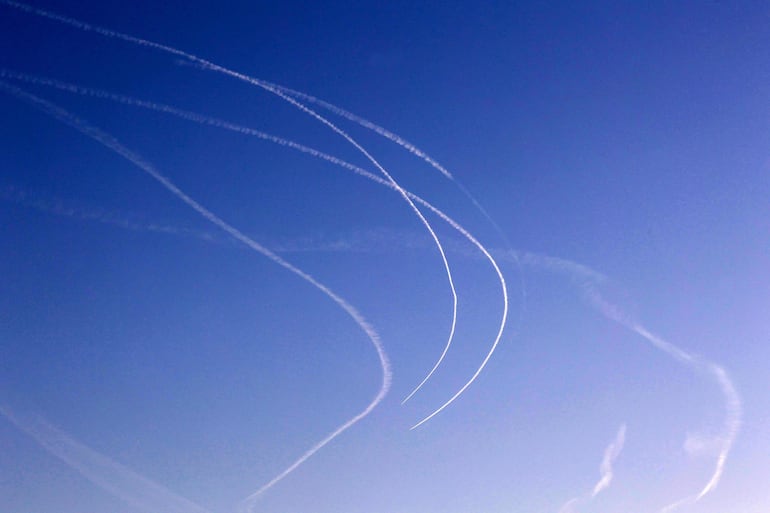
<box><xmin>0</xmin><ymin>404</ymin><xmax>212</xmax><ymax>513</ymax></box>
<box><xmin>511</xmin><ymin>251</ymin><xmax>742</xmax><ymax>512</ymax></box>
<box><xmin>0</xmin><ymin>182</ymin><xmax>219</xmax><ymax>242</ymax></box>
<box><xmin>3</xmin><ymin>0</ymin><xmax>460</xmax><ymax>413</ymax></box>
<box><xmin>0</xmin><ymin>81</ymin><xmax>392</xmax><ymax>505</ymax></box>
<box><xmin>592</xmin><ymin>423</ymin><xmax>626</xmax><ymax>497</ymax></box>
<box><xmin>0</xmin><ymin>67</ymin><xmax>510</xmax><ymax>427</ymax></box>
<box><xmin>0</xmin><ymin>2</ymin><xmax>532</xmax><ymax>425</ymax></box>
<box><xmin>557</xmin><ymin>424</ymin><xmax>626</xmax><ymax>513</ymax></box>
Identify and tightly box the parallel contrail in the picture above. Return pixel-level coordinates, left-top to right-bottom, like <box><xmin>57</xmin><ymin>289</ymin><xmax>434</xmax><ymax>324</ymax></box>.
<box><xmin>0</xmin><ymin>0</ymin><xmax>465</xmax><ymax>421</ymax></box>
<box><xmin>512</xmin><ymin>251</ymin><xmax>742</xmax><ymax>513</ymax></box>
<box><xmin>557</xmin><ymin>423</ymin><xmax>627</xmax><ymax>513</ymax></box>
<box><xmin>228</xmin><ymin>69</ymin><xmax>523</xmax><ymax>405</ymax></box>
<box><xmin>0</xmin><ymin>67</ymin><xmax>510</xmax><ymax>428</ymax></box>
<box><xmin>0</xmin><ymin>404</ymin><xmax>212</xmax><ymax>513</ymax></box>
<box><xmin>0</xmin><ymin>81</ymin><xmax>392</xmax><ymax>506</ymax></box>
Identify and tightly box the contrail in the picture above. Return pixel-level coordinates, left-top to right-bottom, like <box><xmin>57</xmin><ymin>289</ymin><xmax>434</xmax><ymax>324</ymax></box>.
<box><xmin>0</xmin><ymin>182</ymin><xmax>219</xmax><ymax>242</ymax></box>
<box><xmin>592</xmin><ymin>423</ymin><xmax>626</xmax><ymax>497</ymax></box>
<box><xmin>0</xmin><ymin>67</ymin><xmax>510</xmax><ymax>427</ymax></box>
<box><xmin>0</xmin><ymin>404</ymin><xmax>212</xmax><ymax>513</ymax></box>
<box><xmin>0</xmin><ymin>81</ymin><xmax>392</xmax><ymax>505</ymax></box>
<box><xmin>214</xmin><ymin>69</ymin><xmax>525</xmax><ymax>404</ymax></box>
<box><xmin>3</xmin><ymin>0</ymin><xmax>461</xmax><ymax>416</ymax></box>
<box><xmin>511</xmin><ymin>251</ymin><xmax>742</xmax><ymax>512</ymax></box>
<box><xmin>556</xmin><ymin>424</ymin><xmax>626</xmax><ymax>513</ymax></box>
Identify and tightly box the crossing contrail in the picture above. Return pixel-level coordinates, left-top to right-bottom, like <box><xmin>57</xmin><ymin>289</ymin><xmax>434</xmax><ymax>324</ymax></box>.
<box><xmin>0</xmin><ymin>80</ymin><xmax>392</xmax><ymax>505</ymax></box>
<box><xmin>0</xmin><ymin>0</ymin><xmax>465</xmax><ymax>420</ymax></box>
<box><xmin>0</xmin><ymin>66</ymin><xmax>511</xmax><ymax>428</ymax></box>
<box><xmin>556</xmin><ymin>423</ymin><xmax>626</xmax><ymax>513</ymax></box>
<box><xmin>0</xmin><ymin>404</ymin><xmax>212</xmax><ymax>513</ymax></box>
<box><xmin>511</xmin><ymin>251</ymin><xmax>742</xmax><ymax>512</ymax></box>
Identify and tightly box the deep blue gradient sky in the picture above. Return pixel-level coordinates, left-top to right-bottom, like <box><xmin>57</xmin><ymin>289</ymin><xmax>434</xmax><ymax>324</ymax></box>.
<box><xmin>1</xmin><ymin>2</ymin><xmax>769</xmax><ymax>513</ymax></box>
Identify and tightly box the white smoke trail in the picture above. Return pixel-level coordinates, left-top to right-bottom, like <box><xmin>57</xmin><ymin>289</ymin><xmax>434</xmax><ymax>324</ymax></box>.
<box><xmin>0</xmin><ymin>81</ymin><xmax>392</xmax><ymax>506</ymax></box>
<box><xmin>511</xmin><ymin>251</ymin><xmax>742</xmax><ymax>512</ymax></box>
<box><xmin>556</xmin><ymin>424</ymin><xmax>626</xmax><ymax>513</ymax></box>
<box><xmin>0</xmin><ymin>66</ymin><xmax>510</xmax><ymax>427</ymax></box>
<box><xmin>0</xmin><ymin>404</ymin><xmax>212</xmax><ymax>513</ymax></box>
<box><xmin>0</xmin><ymin>2</ymin><xmax>525</xmax><ymax>426</ymax></box>
<box><xmin>201</xmin><ymin>68</ymin><xmax>526</xmax><ymax>405</ymax></box>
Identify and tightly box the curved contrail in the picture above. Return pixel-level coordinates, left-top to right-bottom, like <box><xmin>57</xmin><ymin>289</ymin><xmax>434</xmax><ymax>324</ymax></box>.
<box><xmin>1</xmin><ymin>79</ymin><xmax>739</xmax><ymax>507</ymax></box>
<box><xmin>511</xmin><ymin>251</ymin><xmax>742</xmax><ymax>512</ymax></box>
<box><xmin>0</xmin><ymin>81</ymin><xmax>392</xmax><ymax>506</ymax></box>
<box><xmin>2</xmin><ymin>0</ymin><xmax>462</xmax><ymax>419</ymax></box>
<box><xmin>0</xmin><ymin>67</ymin><xmax>510</xmax><ymax>428</ymax></box>
<box><xmin>221</xmin><ymin>69</ymin><xmax>523</xmax><ymax>405</ymax></box>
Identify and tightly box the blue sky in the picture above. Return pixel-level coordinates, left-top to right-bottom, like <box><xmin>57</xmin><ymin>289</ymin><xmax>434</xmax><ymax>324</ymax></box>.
<box><xmin>1</xmin><ymin>1</ymin><xmax>769</xmax><ymax>512</ymax></box>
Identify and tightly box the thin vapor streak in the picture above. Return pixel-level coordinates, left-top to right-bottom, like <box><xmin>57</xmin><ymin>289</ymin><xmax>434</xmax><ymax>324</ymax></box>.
<box><xmin>229</xmin><ymin>67</ymin><xmax>516</xmax><ymax>246</ymax></box>
<box><xmin>200</xmin><ymin>66</ymin><xmax>524</xmax><ymax>404</ymax></box>
<box><xmin>593</xmin><ymin>423</ymin><xmax>626</xmax><ymax>497</ymax></box>
<box><xmin>0</xmin><ymin>182</ymin><xmax>219</xmax><ymax>242</ymax></box>
<box><xmin>0</xmin><ymin>4</ymin><xmax>460</xmax><ymax>416</ymax></box>
<box><xmin>0</xmin><ymin>3</ymin><xmax>526</xmax><ymax>425</ymax></box>
<box><xmin>0</xmin><ymin>81</ymin><xmax>392</xmax><ymax>505</ymax></box>
<box><xmin>0</xmin><ymin>65</ymin><xmax>509</xmax><ymax>426</ymax></box>
<box><xmin>0</xmin><ymin>69</ymin><xmax>383</xmax><ymax>181</ymax></box>
<box><xmin>0</xmin><ymin>405</ymin><xmax>212</xmax><ymax>513</ymax></box>
<box><xmin>511</xmin><ymin>251</ymin><xmax>742</xmax><ymax>512</ymax></box>
<box><xmin>556</xmin><ymin>424</ymin><xmax>626</xmax><ymax>513</ymax></box>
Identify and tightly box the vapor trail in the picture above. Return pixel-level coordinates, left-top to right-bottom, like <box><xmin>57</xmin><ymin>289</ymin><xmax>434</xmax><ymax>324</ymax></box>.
<box><xmin>0</xmin><ymin>182</ymin><xmax>219</xmax><ymax>242</ymax></box>
<box><xmin>0</xmin><ymin>81</ymin><xmax>392</xmax><ymax>505</ymax></box>
<box><xmin>511</xmin><ymin>251</ymin><xmax>742</xmax><ymax>512</ymax></box>
<box><xmin>209</xmin><ymin>70</ymin><xmax>525</xmax><ymax>404</ymax></box>
<box><xmin>592</xmin><ymin>423</ymin><xmax>626</xmax><ymax>497</ymax></box>
<box><xmin>2</xmin><ymin>0</ymin><xmax>459</xmax><ymax>413</ymax></box>
<box><xmin>0</xmin><ymin>67</ymin><xmax>510</xmax><ymax>427</ymax></box>
<box><xmin>557</xmin><ymin>423</ymin><xmax>626</xmax><ymax>513</ymax></box>
<box><xmin>0</xmin><ymin>404</ymin><xmax>212</xmax><ymax>513</ymax></box>
<box><xmin>0</xmin><ymin>2</ymin><xmax>529</xmax><ymax>425</ymax></box>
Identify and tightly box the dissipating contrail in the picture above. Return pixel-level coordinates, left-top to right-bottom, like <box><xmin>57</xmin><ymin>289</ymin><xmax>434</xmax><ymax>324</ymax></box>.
<box><xmin>511</xmin><ymin>251</ymin><xmax>742</xmax><ymax>512</ymax></box>
<box><xmin>0</xmin><ymin>0</ymin><xmax>471</xmax><ymax>420</ymax></box>
<box><xmin>0</xmin><ymin>404</ymin><xmax>213</xmax><ymax>513</ymax></box>
<box><xmin>0</xmin><ymin>66</ymin><xmax>511</xmax><ymax>429</ymax></box>
<box><xmin>556</xmin><ymin>423</ymin><xmax>626</xmax><ymax>513</ymax></box>
<box><xmin>0</xmin><ymin>80</ymin><xmax>392</xmax><ymax>506</ymax></box>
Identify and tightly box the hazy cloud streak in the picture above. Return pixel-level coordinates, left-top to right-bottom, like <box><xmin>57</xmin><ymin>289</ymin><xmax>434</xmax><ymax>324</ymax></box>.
<box><xmin>511</xmin><ymin>251</ymin><xmax>742</xmax><ymax>513</ymax></box>
<box><xmin>0</xmin><ymin>81</ymin><xmax>392</xmax><ymax>508</ymax></box>
<box><xmin>0</xmin><ymin>404</ymin><xmax>212</xmax><ymax>513</ymax></box>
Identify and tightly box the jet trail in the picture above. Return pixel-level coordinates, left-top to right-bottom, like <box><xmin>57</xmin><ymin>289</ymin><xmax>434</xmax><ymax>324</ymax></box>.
<box><xmin>0</xmin><ymin>67</ymin><xmax>510</xmax><ymax>428</ymax></box>
<box><xmin>592</xmin><ymin>423</ymin><xmax>626</xmax><ymax>497</ymax></box>
<box><xmin>511</xmin><ymin>251</ymin><xmax>742</xmax><ymax>512</ymax></box>
<box><xmin>557</xmin><ymin>424</ymin><xmax>626</xmax><ymax>513</ymax></box>
<box><xmin>0</xmin><ymin>404</ymin><xmax>212</xmax><ymax>513</ymax></box>
<box><xmin>0</xmin><ymin>2</ymin><xmax>525</xmax><ymax>428</ymax></box>
<box><xmin>0</xmin><ymin>81</ymin><xmax>392</xmax><ymax>504</ymax></box>
<box><xmin>211</xmin><ymin>69</ymin><xmax>524</xmax><ymax>404</ymax></box>
<box><xmin>5</xmin><ymin>0</ymin><xmax>460</xmax><ymax>416</ymax></box>
<box><xmin>0</xmin><ymin>182</ymin><xmax>219</xmax><ymax>242</ymax></box>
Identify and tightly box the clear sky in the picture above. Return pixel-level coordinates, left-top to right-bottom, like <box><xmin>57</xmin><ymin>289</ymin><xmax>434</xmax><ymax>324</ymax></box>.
<box><xmin>1</xmin><ymin>2</ymin><xmax>769</xmax><ymax>513</ymax></box>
